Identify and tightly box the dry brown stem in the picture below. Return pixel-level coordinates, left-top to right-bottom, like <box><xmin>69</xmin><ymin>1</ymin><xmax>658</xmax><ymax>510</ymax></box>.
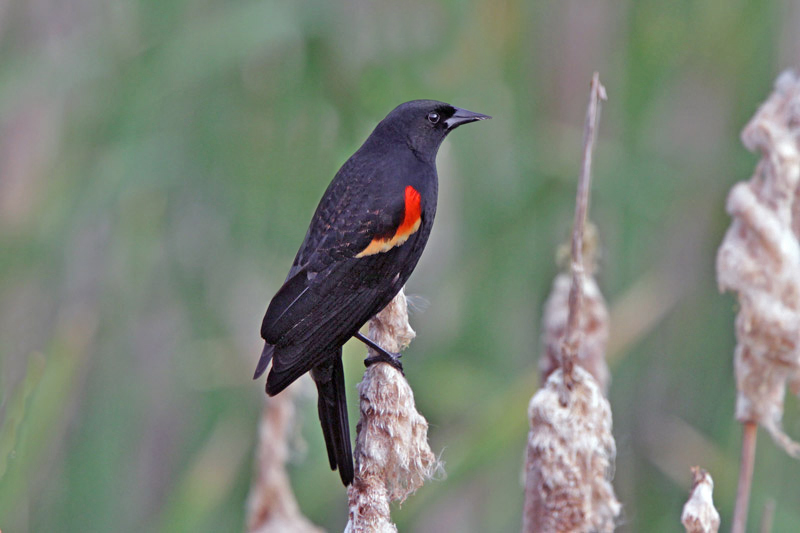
<box><xmin>758</xmin><ymin>498</ymin><xmax>776</xmax><ymax>533</ymax></box>
<box><xmin>560</xmin><ymin>71</ymin><xmax>608</xmax><ymax>400</ymax></box>
<box><xmin>731</xmin><ymin>422</ymin><xmax>758</xmax><ymax>533</ymax></box>
<box><xmin>246</xmin><ymin>385</ymin><xmax>322</xmax><ymax>533</ymax></box>
<box><xmin>541</xmin><ymin>223</ymin><xmax>610</xmax><ymax>393</ymax></box>
<box><xmin>344</xmin><ymin>288</ymin><xmax>438</xmax><ymax>533</ymax></box>
<box><xmin>523</xmin><ymin>73</ymin><xmax>619</xmax><ymax>533</ymax></box>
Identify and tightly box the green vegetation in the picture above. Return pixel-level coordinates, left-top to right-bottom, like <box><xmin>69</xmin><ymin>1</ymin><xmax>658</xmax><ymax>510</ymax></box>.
<box><xmin>0</xmin><ymin>0</ymin><xmax>797</xmax><ymax>531</ymax></box>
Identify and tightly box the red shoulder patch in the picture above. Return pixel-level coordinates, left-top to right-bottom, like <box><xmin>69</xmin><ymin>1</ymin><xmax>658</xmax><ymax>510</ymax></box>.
<box><xmin>356</xmin><ymin>185</ymin><xmax>423</xmax><ymax>257</ymax></box>
<box><xmin>397</xmin><ymin>185</ymin><xmax>422</xmax><ymax>236</ymax></box>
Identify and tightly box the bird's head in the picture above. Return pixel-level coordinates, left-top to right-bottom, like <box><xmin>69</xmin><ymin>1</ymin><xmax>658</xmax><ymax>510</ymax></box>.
<box><xmin>374</xmin><ymin>100</ymin><xmax>491</xmax><ymax>161</ymax></box>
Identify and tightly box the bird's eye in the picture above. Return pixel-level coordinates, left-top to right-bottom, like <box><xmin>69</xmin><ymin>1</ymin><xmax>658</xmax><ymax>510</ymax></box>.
<box><xmin>427</xmin><ymin>111</ymin><xmax>440</xmax><ymax>124</ymax></box>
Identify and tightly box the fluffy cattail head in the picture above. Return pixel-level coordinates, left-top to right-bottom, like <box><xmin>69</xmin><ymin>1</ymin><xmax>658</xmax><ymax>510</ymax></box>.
<box><xmin>524</xmin><ymin>74</ymin><xmax>618</xmax><ymax>533</ymax></box>
<box><xmin>681</xmin><ymin>467</ymin><xmax>720</xmax><ymax>533</ymax></box>
<box><xmin>246</xmin><ymin>388</ymin><xmax>323</xmax><ymax>533</ymax></box>
<box><xmin>345</xmin><ymin>289</ymin><xmax>439</xmax><ymax>533</ymax></box>
<box><xmin>716</xmin><ymin>70</ymin><xmax>800</xmax><ymax>456</ymax></box>
<box><xmin>523</xmin><ymin>366</ymin><xmax>621</xmax><ymax>533</ymax></box>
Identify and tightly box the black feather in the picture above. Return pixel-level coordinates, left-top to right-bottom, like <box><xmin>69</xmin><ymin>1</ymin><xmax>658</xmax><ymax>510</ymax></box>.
<box><xmin>261</xmin><ymin>268</ymin><xmax>311</xmax><ymax>343</ymax></box>
<box><xmin>311</xmin><ymin>354</ymin><xmax>354</xmax><ymax>485</ymax></box>
<box><xmin>253</xmin><ymin>343</ymin><xmax>274</xmax><ymax>380</ymax></box>
<box><xmin>266</xmin><ymin>353</ymin><xmax>310</xmax><ymax>396</ymax></box>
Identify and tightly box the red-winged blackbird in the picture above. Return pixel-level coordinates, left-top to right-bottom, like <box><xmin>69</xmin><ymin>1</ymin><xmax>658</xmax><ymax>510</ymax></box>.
<box><xmin>254</xmin><ymin>100</ymin><xmax>490</xmax><ymax>485</ymax></box>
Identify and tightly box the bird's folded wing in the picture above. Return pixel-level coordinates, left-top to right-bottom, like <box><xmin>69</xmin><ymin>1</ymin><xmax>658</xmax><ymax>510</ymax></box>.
<box><xmin>261</xmin><ymin>186</ymin><xmax>418</xmax><ymax>346</ymax></box>
<box><xmin>262</xmin><ymin>263</ymin><xmax>389</xmax><ymax>376</ymax></box>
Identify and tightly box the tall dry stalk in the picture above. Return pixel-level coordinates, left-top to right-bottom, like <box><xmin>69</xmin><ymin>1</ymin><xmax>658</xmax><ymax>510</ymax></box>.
<box><xmin>522</xmin><ymin>73</ymin><xmax>620</xmax><ymax>533</ymax></box>
<box><xmin>246</xmin><ymin>385</ymin><xmax>322</xmax><ymax>533</ymax></box>
<box><xmin>759</xmin><ymin>499</ymin><xmax>776</xmax><ymax>533</ymax></box>
<box><xmin>558</xmin><ymin>73</ymin><xmax>607</xmax><ymax>398</ymax></box>
<box><xmin>540</xmin><ymin>223</ymin><xmax>610</xmax><ymax>394</ymax></box>
<box><xmin>716</xmin><ymin>70</ymin><xmax>800</xmax><ymax>533</ymax></box>
<box><xmin>344</xmin><ymin>288</ymin><xmax>438</xmax><ymax>533</ymax></box>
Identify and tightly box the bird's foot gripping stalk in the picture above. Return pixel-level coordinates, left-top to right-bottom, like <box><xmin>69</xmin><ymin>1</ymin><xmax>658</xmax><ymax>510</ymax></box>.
<box><xmin>354</xmin><ymin>332</ymin><xmax>404</xmax><ymax>374</ymax></box>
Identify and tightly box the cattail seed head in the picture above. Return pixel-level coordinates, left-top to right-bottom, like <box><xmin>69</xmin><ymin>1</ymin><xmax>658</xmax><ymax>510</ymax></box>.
<box><xmin>345</xmin><ymin>289</ymin><xmax>439</xmax><ymax>533</ymax></box>
<box><xmin>716</xmin><ymin>70</ymin><xmax>800</xmax><ymax>456</ymax></box>
<box><xmin>247</xmin><ymin>387</ymin><xmax>323</xmax><ymax>533</ymax></box>
<box><xmin>523</xmin><ymin>366</ymin><xmax>620</xmax><ymax>533</ymax></box>
<box><xmin>681</xmin><ymin>467</ymin><xmax>720</xmax><ymax>533</ymax></box>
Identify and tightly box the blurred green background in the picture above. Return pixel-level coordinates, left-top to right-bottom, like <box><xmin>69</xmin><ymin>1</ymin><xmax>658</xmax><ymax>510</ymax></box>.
<box><xmin>1</xmin><ymin>0</ymin><xmax>799</xmax><ymax>531</ymax></box>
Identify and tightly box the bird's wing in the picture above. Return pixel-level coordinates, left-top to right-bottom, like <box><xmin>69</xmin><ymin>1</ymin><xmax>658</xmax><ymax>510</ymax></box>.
<box><xmin>260</xmin><ymin>172</ymin><xmax>423</xmax><ymax>346</ymax></box>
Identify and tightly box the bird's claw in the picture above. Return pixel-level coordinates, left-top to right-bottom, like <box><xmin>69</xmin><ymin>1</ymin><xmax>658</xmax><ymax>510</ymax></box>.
<box><xmin>364</xmin><ymin>350</ymin><xmax>404</xmax><ymax>374</ymax></box>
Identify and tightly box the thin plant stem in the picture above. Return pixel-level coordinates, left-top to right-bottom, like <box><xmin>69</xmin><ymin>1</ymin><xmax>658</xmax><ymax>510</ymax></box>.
<box><xmin>732</xmin><ymin>422</ymin><xmax>758</xmax><ymax>533</ymax></box>
<box><xmin>758</xmin><ymin>498</ymin><xmax>775</xmax><ymax>533</ymax></box>
<box><xmin>560</xmin><ymin>71</ymin><xmax>607</xmax><ymax>403</ymax></box>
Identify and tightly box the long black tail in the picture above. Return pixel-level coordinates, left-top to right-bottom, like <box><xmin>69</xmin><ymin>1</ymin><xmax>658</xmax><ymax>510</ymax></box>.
<box><xmin>311</xmin><ymin>353</ymin><xmax>354</xmax><ymax>486</ymax></box>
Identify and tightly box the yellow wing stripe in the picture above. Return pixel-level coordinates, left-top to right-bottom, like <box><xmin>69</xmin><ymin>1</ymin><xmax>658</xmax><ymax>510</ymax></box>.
<box><xmin>356</xmin><ymin>217</ymin><xmax>421</xmax><ymax>257</ymax></box>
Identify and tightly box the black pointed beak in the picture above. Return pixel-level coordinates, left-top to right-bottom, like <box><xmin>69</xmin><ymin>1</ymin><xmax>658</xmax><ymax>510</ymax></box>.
<box><xmin>445</xmin><ymin>107</ymin><xmax>491</xmax><ymax>131</ymax></box>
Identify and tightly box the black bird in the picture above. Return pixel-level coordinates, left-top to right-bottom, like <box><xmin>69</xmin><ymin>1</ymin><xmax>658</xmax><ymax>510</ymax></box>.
<box><xmin>255</xmin><ymin>100</ymin><xmax>490</xmax><ymax>485</ymax></box>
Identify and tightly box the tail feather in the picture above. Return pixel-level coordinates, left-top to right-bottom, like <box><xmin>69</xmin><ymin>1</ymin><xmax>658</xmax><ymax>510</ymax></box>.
<box><xmin>253</xmin><ymin>343</ymin><xmax>274</xmax><ymax>380</ymax></box>
<box><xmin>312</xmin><ymin>354</ymin><xmax>354</xmax><ymax>486</ymax></box>
<box><xmin>256</xmin><ymin>344</ymin><xmax>354</xmax><ymax>485</ymax></box>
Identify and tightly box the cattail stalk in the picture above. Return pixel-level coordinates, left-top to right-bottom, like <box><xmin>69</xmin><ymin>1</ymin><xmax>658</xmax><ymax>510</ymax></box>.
<box><xmin>560</xmin><ymin>73</ymin><xmax>607</xmax><ymax>399</ymax></box>
<box><xmin>246</xmin><ymin>385</ymin><xmax>322</xmax><ymax>533</ymax></box>
<box><xmin>716</xmin><ymin>70</ymin><xmax>800</xmax><ymax>533</ymax></box>
<box><xmin>540</xmin><ymin>223</ymin><xmax>610</xmax><ymax>394</ymax></box>
<box><xmin>522</xmin><ymin>73</ymin><xmax>620</xmax><ymax>533</ymax></box>
<box><xmin>345</xmin><ymin>288</ymin><xmax>438</xmax><ymax>533</ymax></box>
<box><xmin>758</xmin><ymin>498</ymin><xmax>776</xmax><ymax>533</ymax></box>
<box><xmin>732</xmin><ymin>422</ymin><xmax>757</xmax><ymax>533</ymax></box>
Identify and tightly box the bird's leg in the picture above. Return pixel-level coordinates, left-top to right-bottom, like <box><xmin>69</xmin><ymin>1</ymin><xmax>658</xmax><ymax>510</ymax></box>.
<box><xmin>354</xmin><ymin>332</ymin><xmax>404</xmax><ymax>374</ymax></box>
